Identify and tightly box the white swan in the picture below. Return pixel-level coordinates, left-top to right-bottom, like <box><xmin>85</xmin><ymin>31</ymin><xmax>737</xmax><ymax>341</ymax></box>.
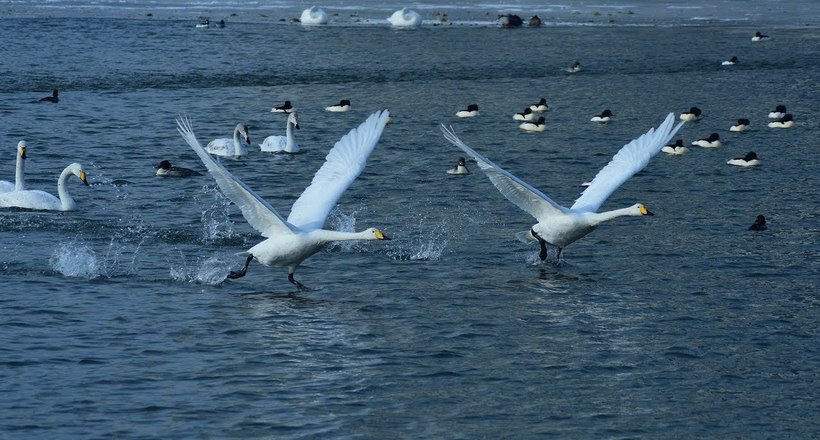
<box><xmin>259</xmin><ymin>112</ymin><xmax>301</xmax><ymax>153</ymax></box>
<box><xmin>300</xmin><ymin>6</ymin><xmax>329</xmax><ymax>25</ymax></box>
<box><xmin>0</xmin><ymin>141</ymin><xmax>28</xmax><ymax>193</ymax></box>
<box><xmin>206</xmin><ymin>123</ymin><xmax>250</xmax><ymax>158</ymax></box>
<box><xmin>176</xmin><ymin>110</ymin><xmax>391</xmax><ymax>289</ymax></box>
<box><xmin>0</xmin><ymin>163</ymin><xmax>88</xmax><ymax>211</ymax></box>
<box><xmin>387</xmin><ymin>8</ymin><xmax>422</xmax><ymax>28</ymax></box>
<box><xmin>441</xmin><ymin>113</ymin><xmax>683</xmax><ymax>263</ymax></box>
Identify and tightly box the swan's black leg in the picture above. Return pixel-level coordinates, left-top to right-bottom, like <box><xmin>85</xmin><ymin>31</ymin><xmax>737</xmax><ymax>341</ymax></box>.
<box><xmin>288</xmin><ymin>272</ymin><xmax>306</xmax><ymax>290</ymax></box>
<box><xmin>531</xmin><ymin>229</ymin><xmax>548</xmax><ymax>262</ymax></box>
<box><xmin>554</xmin><ymin>248</ymin><xmax>563</xmax><ymax>266</ymax></box>
<box><xmin>228</xmin><ymin>254</ymin><xmax>253</xmax><ymax>279</ymax></box>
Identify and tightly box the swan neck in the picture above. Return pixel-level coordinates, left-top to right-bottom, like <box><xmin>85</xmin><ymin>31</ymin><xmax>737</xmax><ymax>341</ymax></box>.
<box><xmin>285</xmin><ymin>120</ymin><xmax>294</xmax><ymax>147</ymax></box>
<box><xmin>15</xmin><ymin>152</ymin><xmax>25</xmax><ymax>191</ymax></box>
<box><xmin>591</xmin><ymin>206</ymin><xmax>639</xmax><ymax>225</ymax></box>
<box><xmin>315</xmin><ymin>229</ymin><xmax>371</xmax><ymax>242</ymax></box>
<box><xmin>57</xmin><ymin>166</ymin><xmax>76</xmax><ymax>211</ymax></box>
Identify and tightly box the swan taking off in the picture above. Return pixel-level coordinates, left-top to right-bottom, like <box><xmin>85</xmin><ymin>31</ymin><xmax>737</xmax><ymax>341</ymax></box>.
<box><xmin>387</xmin><ymin>8</ymin><xmax>422</xmax><ymax>28</ymax></box>
<box><xmin>260</xmin><ymin>112</ymin><xmax>301</xmax><ymax>153</ymax></box>
<box><xmin>441</xmin><ymin>113</ymin><xmax>683</xmax><ymax>263</ymax></box>
<box><xmin>206</xmin><ymin>123</ymin><xmax>250</xmax><ymax>158</ymax></box>
<box><xmin>176</xmin><ymin>110</ymin><xmax>392</xmax><ymax>289</ymax></box>
<box><xmin>0</xmin><ymin>163</ymin><xmax>89</xmax><ymax>211</ymax></box>
<box><xmin>300</xmin><ymin>6</ymin><xmax>329</xmax><ymax>25</ymax></box>
<box><xmin>0</xmin><ymin>141</ymin><xmax>28</xmax><ymax>193</ymax></box>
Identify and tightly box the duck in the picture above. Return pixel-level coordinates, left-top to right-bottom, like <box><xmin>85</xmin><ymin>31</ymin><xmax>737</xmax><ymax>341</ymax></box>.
<box><xmin>529</xmin><ymin>98</ymin><xmax>549</xmax><ymax>112</ymax></box>
<box><xmin>730</xmin><ymin>118</ymin><xmax>750</xmax><ymax>132</ymax></box>
<box><xmin>513</xmin><ymin>107</ymin><xmax>536</xmax><ymax>121</ymax></box>
<box><xmin>748</xmin><ymin>214</ymin><xmax>767</xmax><ymax>231</ymax></box>
<box><xmin>679</xmin><ymin>107</ymin><xmax>702</xmax><ymax>122</ymax></box>
<box><xmin>446</xmin><ymin>157</ymin><xmax>469</xmax><ymax>175</ymax></box>
<box><xmin>498</xmin><ymin>14</ymin><xmax>523</xmax><ymax>28</ymax></box>
<box><xmin>727</xmin><ymin>151</ymin><xmax>760</xmax><ymax>167</ymax></box>
<box><xmin>528</xmin><ymin>15</ymin><xmax>542</xmax><ymax>27</ymax></box>
<box><xmin>300</xmin><ymin>6</ymin><xmax>329</xmax><ymax>25</ymax></box>
<box><xmin>456</xmin><ymin>104</ymin><xmax>479</xmax><ymax>118</ymax></box>
<box><xmin>691</xmin><ymin>132</ymin><xmax>720</xmax><ymax>148</ymax></box>
<box><xmin>768</xmin><ymin>104</ymin><xmax>787</xmax><ymax>119</ymax></box>
<box><xmin>768</xmin><ymin>114</ymin><xmax>794</xmax><ymax>128</ymax></box>
<box><xmin>567</xmin><ymin>60</ymin><xmax>581</xmax><ymax>73</ymax></box>
<box><xmin>440</xmin><ymin>113</ymin><xmax>684</xmax><ymax>263</ymax></box>
<box><xmin>591</xmin><ymin>109</ymin><xmax>614</xmax><ymax>123</ymax></box>
<box><xmin>176</xmin><ymin>110</ymin><xmax>391</xmax><ymax>289</ymax></box>
<box><xmin>206</xmin><ymin>123</ymin><xmax>250</xmax><ymax>158</ymax></box>
<box><xmin>155</xmin><ymin>160</ymin><xmax>201</xmax><ymax>177</ymax></box>
<box><xmin>270</xmin><ymin>100</ymin><xmax>293</xmax><ymax>113</ymax></box>
<box><xmin>751</xmin><ymin>31</ymin><xmax>770</xmax><ymax>42</ymax></box>
<box><xmin>0</xmin><ymin>141</ymin><xmax>28</xmax><ymax>193</ymax></box>
<box><xmin>0</xmin><ymin>163</ymin><xmax>88</xmax><ymax>211</ymax></box>
<box><xmin>325</xmin><ymin>99</ymin><xmax>351</xmax><ymax>112</ymax></box>
<box><xmin>196</xmin><ymin>18</ymin><xmax>209</xmax><ymax>28</ymax></box>
<box><xmin>39</xmin><ymin>89</ymin><xmax>59</xmax><ymax>103</ymax></box>
<box><xmin>661</xmin><ymin>139</ymin><xmax>689</xmax><ymax>155</ymax></box>
<box><xmin>259</xmin><ymin>112</ymin><xmax>301</xmax><ymax>153</ymax></box>
<box><xmin>387</xmin><ymin>8</ymin><xmax>422</xmax><ymax>28</ymax></box>
<box><xmin>519</xmin><ymin>117</ymin><xmax>546</xmax><ymax>132</ymax></box>
<box><xmin>721</xmin><ymin>56</ymin><xmax>739</xmax><ymax>66</ymax></box>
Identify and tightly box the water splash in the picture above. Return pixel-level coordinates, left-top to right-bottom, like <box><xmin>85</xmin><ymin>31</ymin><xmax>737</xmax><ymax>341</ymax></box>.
<box><xmin>200</xmin><ymin>186</ymin><xmax>237</xmax><ymax>242</ymax></box>
<box><xmin>169</xmin><ymin>253</ymin><xmax>230</xmax><ymax>286</ymax></box>
<box><xmin>49</xmin><ymin>241</ymin><xmax>100</xmax><ymax>279</ymax></box>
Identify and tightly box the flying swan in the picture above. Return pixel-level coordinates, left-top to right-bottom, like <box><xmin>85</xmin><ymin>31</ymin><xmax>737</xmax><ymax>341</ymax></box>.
<box><xmin>176</xmin><ymin>110</ymin><xmax>392</xmax><ymax>289</ymax></box>
<box><xmin>0</xmin><ymin>141</ymin><xmax>28</xmax><ymax>193</ymax></box>
<box><xmin>440</xmin><ymin>113</ymin><xmax>683</xmax><ymax>263</ymax></box>
<box><xmin>0</xmin><ymin>163</ymin><xmax>88</xmax><ymax>211</ymax></box>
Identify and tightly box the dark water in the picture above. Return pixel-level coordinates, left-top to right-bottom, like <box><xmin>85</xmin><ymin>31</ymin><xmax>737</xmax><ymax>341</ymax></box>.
<box><xmin>0</xmin><ymin>14</ymin><xmax>818</xmax><ymax>439</ymax></box>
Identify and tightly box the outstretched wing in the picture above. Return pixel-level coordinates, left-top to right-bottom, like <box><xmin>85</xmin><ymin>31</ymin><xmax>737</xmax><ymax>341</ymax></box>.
<box><xmin>287</xmin><ymin>110</ymin><xmax>390</xmax><ymax>231</ymax></box>
<box><xmin>571</xmin><ymin>113</ymin><xmax>684</xmax><ymax>212</ymax></box>
<box><xmin>176</xmin><ymin>115</ymin><xmax>295</xmax><ymax>238</ymax></box>
<box><xmin>440</xmin><ymin>124</ymin><xmax>568</xmax><ymax>222</ymax></box>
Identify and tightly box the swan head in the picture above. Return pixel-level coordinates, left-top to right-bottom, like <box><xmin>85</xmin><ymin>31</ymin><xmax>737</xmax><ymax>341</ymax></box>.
<box><xmin>288</xmin><ymin>112</ymin><xmax>301</xmax><ymax>129</ymax></box>
<box><xmin>237</xmin><ymin>123</ymin><xmax>251</xmax><ymax>144</ymax></box>
<box><xmin>65</xmin><ymin>163</ymin><xmax>89</xmax><ymax>186</ymax></box>
<box><xmin>17</xmin><ymin>141</ymin><xmax>27</xmax><ymax>159</ymax></box>
<box><xmin>636</xmin><ymin>204</ymin><xmax>654</xmax><ymax>216</ymax></box>
<box><xmin>364</xmin><ymin>227</ymin><xmax>390</xmax><ymax>240</ymax></box>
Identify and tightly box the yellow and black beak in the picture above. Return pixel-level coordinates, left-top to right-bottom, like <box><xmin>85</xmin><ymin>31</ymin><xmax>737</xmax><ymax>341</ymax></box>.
<box><xmin>376</xmin><ymin>230</ymin><xmax>390</xmax><ymax>240</ymax></box>
<box><xmin>640</xmin><ymin>205</ymin><xmax>654</xmax><ymax>216</ymax></box>
<box><xmin>79</xmin><ymin>170</ymin><xmax>89</xmax><ymax>186</ymax></box>
<box><xmin>20</xmin><ymin>147</ymin><xmax>27</xmax><ymax>160</ymax></box>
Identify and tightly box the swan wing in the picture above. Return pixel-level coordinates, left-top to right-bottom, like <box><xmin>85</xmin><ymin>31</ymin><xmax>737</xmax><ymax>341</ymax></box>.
<box><xmin>287</xmin><ymin>110</ymin><xmax>390</xmax><ymax>231</ymax></box>
<box><xmin>440</xmin><ymin>124</ymin><xmax>568</xmax><ymax>221</ymax></box>
<box><xmin>571</xmin><ymin>113</ymin><xmax>683</xmax><ymax>212</ymax></box>
<box><xmin>177</xmin><ymin>116</ymin><xmax>294</xmax><ymax>238</ymax></box>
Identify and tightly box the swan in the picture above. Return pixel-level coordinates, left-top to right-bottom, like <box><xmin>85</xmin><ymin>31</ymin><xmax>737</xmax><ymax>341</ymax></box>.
<box><xmin>749</xmin><ymin>215</ymin><xmax>767</xmax><ymax>231</ymax></box>
<box><xmin>206</xmin><ymin>123</ymin><xmax>250</xmax><ymax>158</ymax></box>
<box><xmin>0</xmin><ymin>141</ymin><xmax>28</xmax><ymax>193</ymax></box>
<box><xmin>271</xmin><ymin>100</ymin><xmax>293</xmax><ymax>113</ymax></box>
<box><xmin>39</xmin><ymin>89</ymin><xmax>59</xmax><ymax>103</ymax></box>
<box><xmin>519</xmin><ymin>117</ymin><xmax>546</xmax><ymax>132</ymax></box>
<box><xmin>721</xmin><ymin>56</ymin><xmax>739</xmax><ymax>66</ymax></box>
<box><xmin>591</xmin><ymin>109</ymin><xmax>614</xmax><ymax>123</ymax></box>
<box><xmin>176</xmin><ymin>110</ymin><xmax>391</xmax><ymax>289</ymax></box>
<box><xmin>300</xmin><ymin>6</ymin><xmax>329</xmax><ymax>25</ymax></box>
<box><xmin>259</xmin><ymin>112</ymin><xmax>301</xmax><ymax>153</ymax></box>
<box><xmin>440</xmin><ymin>113</ymin><xmax>683</xmax><ymax>263</ymax></box>
<box><xmin>530</xmin><ymin>98</ymin><xmax>549</xmax><ymax>112</ymax></box>
<box><xmin>456</xmin><ymin>104</ymin><xmax>479</xmax><ymax>118</ymax></box>
<box><xmin>325</xmin><ymin>99</ymin><xmax>351</xmax><ymax>112</ymax></box>
<box><xmin>388</xmin><ymin>8</ymin><xmax>422</xmax><ymax>28</ymax></box>
<box><xmin>692</xmin><ymin>132</ymin><xmax>720</xmax><ymax>148</ymax></box>
<box><xmin>447</xmin><ymin>157</ymin><xmax>469</xmax><ymax>175</ymax></box>
<box><xmin>513</xmin><ymin>107</ymin><xmax>536</xmax><ymax>121</ymax></box>
<box><xmin>155</xmin><ymin>160</ymin><xmax>201</xmax><ymax>177</ymax></box>
<box><xmin>768</xmin><ymin>114</ymin><xmax>794</xmax><ymax>128</ymax></box>
<box><xmin>730</xmin><ymin>118</ymin><xmax>750</xmax><ymax>132</ymax></box>
<box><xmin>679</xmin><ymin>107</ymin><xmax>702</xmax><ymax>122</ymax></box>
<box><xmin>768</xmin><ymin>105</ymin><xmax>787</xmax><ymax>119</ymax></box>
<box><xmin>752</xmin><ymin>31</ymin><xmax>770</xmax><ymax>42</ymax></box>
<box><xmin>0</xmin><ymin>163</ymin><xmax>88</xmax><ymax>211</ymax></box>
<box><xmin>661</xmin><ymin>139</ymin><xmax>689</xmax><ymax>155</ymax></box>
<box><xmin>727</xmin><ymin>151</ymin><xmax>760</xmax><ymax>167</ymax></box>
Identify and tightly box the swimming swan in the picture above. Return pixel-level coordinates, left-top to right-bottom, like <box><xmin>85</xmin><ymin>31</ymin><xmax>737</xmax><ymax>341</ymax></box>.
<box><xmin>0</xmin><ymin>163</ymin><xmax>88</xmax><ymax>211</ymax></box>
<box><xmin>260</xmin><ymin>112</ymin><xmax>301</xmax><ymax>153</ymax></box>
<box><xmin>300</xmin><ymin>6</ymin><xmax>329</xmax><ymax>25</ymax></box>
<box><xmin>176</xmin><ymin>110</ymin><xmax>391</xmax><ymax>289</ymax></box>
<box><xmin>441</xmin><ymin>113</ymin><xmax>683</xmax><ymax>263</ymax></box>
<box><xmin>0</xmin><ymin>141</ymin><xmax>28</xmax><ymax>193</ymax></box>
<box><xmin>206</xmin><ymin>123</ymin><xmax>250</xmax><ymax>158</ymax></box>
<box><xmin>388</xmin><ymin>8</ymin><xmax>422</xmax><ymax>28</ymax></box>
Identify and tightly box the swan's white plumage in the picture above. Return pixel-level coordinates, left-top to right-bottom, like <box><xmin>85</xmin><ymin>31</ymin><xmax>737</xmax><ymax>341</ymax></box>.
<box><xmin>260</xmin><ymin>112</ymin><xmax>301</xmax><ymax>153</ymax></box>
<box><xmin>387</xmin><ymin>8</ymin><xmax>422</xmax><ymax>27</ymax></box>
<box><xmin>0</xmin><ymin>163</ymin><xmax>88</xmax><ymax>211</ymax></box>
<box><xmin>300</xmin><ymin>6</ymin><xmax>329</xmax><ymax>25</ymax></box>
<box><xmin>206</xmin><ymin>123</ymin><xmax>250</xmax><ymax>157</ymax></box>
<box><xmin>0</xmin><ymin>141</ymin><xmax>27</xmax><ymax>193</ymax></box>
